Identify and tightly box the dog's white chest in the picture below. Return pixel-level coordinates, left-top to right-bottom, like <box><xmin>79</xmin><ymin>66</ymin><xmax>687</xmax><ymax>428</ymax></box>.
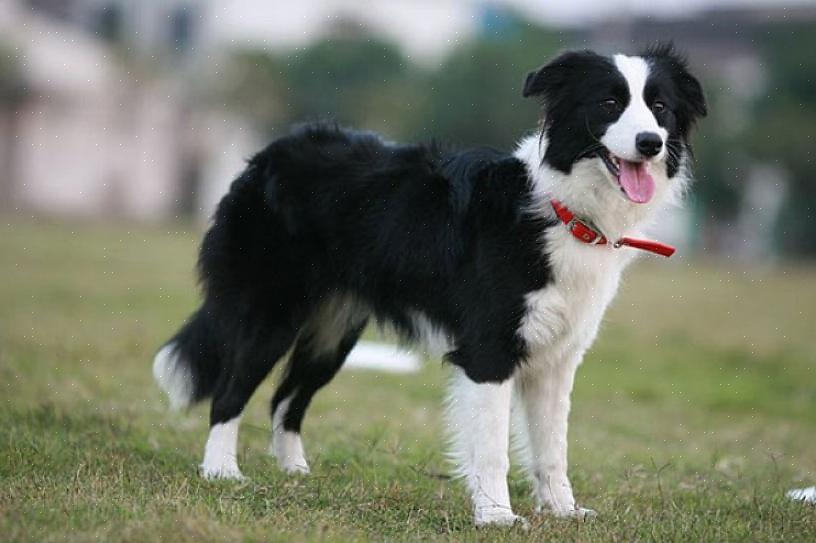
<box><xmin>518</xmin><ymin>230</ymin><xmax>633</xmax><ymax>361</ymax></box>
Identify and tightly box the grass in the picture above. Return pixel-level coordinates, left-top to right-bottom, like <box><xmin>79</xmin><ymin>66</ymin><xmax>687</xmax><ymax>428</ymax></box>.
<box><xmin>1</xmin><ymin>217</ymin><xmax>815</xmax><ymax>542</ymax></box>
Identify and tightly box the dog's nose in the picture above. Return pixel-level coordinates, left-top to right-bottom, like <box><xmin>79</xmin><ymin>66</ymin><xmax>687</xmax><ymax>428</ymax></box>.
<box><xmin>636</xmin><ymin>132</ymin><xmax>663</xmax><ymax>157</ymax></box>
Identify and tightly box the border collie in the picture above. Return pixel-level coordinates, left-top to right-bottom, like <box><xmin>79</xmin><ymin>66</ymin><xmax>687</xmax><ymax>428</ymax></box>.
<box><xmin>153</xmin><ymin>43</ymin><xmax>705</xmax><ymax>526</ymax></box>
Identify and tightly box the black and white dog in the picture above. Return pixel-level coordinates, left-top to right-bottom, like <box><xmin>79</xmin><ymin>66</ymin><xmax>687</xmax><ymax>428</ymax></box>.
<box><xmin>154</xmin><ymin>44</ymin><xmax>705</xmax><ymax>526</ymax></box>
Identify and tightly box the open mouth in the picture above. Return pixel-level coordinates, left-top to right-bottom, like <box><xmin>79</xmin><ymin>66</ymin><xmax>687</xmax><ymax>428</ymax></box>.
<box><xmin>595</xmin><ymin>149</ymin><xmax>655</xmax><ymax>204</ymax></box>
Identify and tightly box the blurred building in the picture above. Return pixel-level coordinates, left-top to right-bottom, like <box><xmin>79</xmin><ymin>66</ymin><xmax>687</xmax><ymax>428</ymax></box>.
<box><xmin>0</xmin><ymin>0</ymin><xmax>258</xmax><ymax>220</ymax></box>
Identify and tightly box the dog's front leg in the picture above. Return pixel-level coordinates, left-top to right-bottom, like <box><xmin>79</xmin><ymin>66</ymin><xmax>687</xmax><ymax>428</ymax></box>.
<box><xmin>517</xmin><ymin>354</ymin><xmax>594</xmax><ymax>518</ymax></box>
<box><xmin>446</xmin><ymin>368</ymin><xmax>525</xmax><ymax>527</ymax></box>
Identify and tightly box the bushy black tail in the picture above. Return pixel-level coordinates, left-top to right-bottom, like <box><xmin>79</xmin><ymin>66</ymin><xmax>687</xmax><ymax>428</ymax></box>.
<box><xmin>152</xmin><ymin>308</ymin><xmax>221</xmax><ymax>410</ymax></box>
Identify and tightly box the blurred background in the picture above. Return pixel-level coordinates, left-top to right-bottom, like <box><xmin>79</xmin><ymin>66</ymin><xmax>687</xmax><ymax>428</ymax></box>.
<box><xmin>0</xmin><ymin>0</ymin><xmax>815</xmax><ymax>259</ymax></box>
<box><xmin>2</xmin><ymin>2</ymin><xmax>816</xmax><ymax>539</ymax></box>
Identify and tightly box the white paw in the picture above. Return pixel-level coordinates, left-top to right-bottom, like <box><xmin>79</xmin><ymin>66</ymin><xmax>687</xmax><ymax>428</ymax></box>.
<box><xmin>567</xmin><ymin>506</ymin><xmax>596</xmax><ymax>519</ymax></box>
<box><xmin>537</xmin><ymin>503</ymin><xmax>596</xmax><ymax>519</ymax></box>
<box><xmin>200</xmin><ymin>462</ymin><xmax>245</xmax><ymax>481</ymax></box>
<box><xmin>270</xmin><ymin>430</ymin><xmax>310</xmax><ymax>475</ymax></box>
<box><xmin>279</xmin><ymin>460</ymin><xmax>310</xmax><ymax>475</ymax></box>
<box><xmin>474</xmin><ymin>507</ymin><xmax>529</xmax><ymax>529</ymax></box>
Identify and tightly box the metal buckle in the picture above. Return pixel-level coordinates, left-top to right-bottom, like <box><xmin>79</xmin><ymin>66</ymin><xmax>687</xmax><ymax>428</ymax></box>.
<box><xmin>567</xmin><ymin>217</ymin><xmax>602</xmax><ymax>244</ymax></box>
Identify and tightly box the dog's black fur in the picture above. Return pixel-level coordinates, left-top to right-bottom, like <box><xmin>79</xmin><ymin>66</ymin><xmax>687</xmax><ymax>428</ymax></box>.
<box><xmin>169</xmin><ymin>125</ymin><xmax>554</xmax><ymax>429</ymax></box>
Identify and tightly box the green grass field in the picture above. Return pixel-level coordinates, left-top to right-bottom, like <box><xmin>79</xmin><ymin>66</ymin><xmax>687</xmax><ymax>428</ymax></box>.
<box><xmin>1</xmin><ymin>218</ymin><xmax>815</xmax><ymax>542</ymax></box>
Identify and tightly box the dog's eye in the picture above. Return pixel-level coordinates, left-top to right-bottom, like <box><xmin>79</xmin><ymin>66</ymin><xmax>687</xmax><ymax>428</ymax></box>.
<box><xmin>600</xmin><ymin>98</ymin><xmax>621</xmax><ymax>113</ymax></box>
<box><xmin>651</xmin><ymin>101</ymin><xmax>666</xmax><ymax>114</ymax></box>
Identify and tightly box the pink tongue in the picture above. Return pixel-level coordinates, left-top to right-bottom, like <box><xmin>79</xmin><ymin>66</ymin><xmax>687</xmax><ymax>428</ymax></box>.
<box><xmin>618</xmin><ymin>160</ymin><xmax>655</xmax><ymax>204</ymax></box>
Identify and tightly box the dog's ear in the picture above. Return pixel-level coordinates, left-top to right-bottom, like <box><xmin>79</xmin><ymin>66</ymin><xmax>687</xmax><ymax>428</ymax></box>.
<box><xmin>522</xmin><ymin>68</ymin><xmax>549</xmax><ymax>98</ymax></box>
<box><xmin>522</xmin><ymin>50</ymin><xmax>604</xmax><ymax>106</ymax></box>
<box><xmin>677</xmin><ymin>71</ymin><xmax>707</xmax><ymax>118</ymax></box>
<box><xmin>643</xmin><ymin>42</ymin><xmax>707</xmax><ymax>119</ymax></box>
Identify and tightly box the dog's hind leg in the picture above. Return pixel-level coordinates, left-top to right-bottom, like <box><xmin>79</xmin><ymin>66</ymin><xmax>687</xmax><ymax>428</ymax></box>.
<box><xmin>270</xmin><ymin>294</ymin><xmax>368</xmax><ymax>474</ymax></box>
<box><xmin>201</xmin><ymin>323</ymin><xmax>298</xmax><ymax>480</ymax></box>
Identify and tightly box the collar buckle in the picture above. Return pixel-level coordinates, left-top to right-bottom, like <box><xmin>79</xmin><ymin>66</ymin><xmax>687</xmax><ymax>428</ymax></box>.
<box><xmin>567</xmin><ymin>217</ymin><xmax>607</xmax><ymax>245</ymax></box>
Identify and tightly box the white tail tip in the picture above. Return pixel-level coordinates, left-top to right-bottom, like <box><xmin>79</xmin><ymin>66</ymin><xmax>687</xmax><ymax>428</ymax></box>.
<box><xmin>152</xmin><ymin>342</ymin><xmax>194</xmax><ymax>410</ymax></box>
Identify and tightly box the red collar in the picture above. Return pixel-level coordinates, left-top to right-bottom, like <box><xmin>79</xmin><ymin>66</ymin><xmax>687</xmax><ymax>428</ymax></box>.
<box><xmin>550</xmin><ymin>199</ymin><xmax>676</xmax><ymax>258</ymax></box>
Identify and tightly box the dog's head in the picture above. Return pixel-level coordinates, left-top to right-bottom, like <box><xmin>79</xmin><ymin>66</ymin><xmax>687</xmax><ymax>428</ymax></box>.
<box><xmin>523</xmin><ymin>43</ymin><xmax>706</xmax><ymax>206</ymax></box>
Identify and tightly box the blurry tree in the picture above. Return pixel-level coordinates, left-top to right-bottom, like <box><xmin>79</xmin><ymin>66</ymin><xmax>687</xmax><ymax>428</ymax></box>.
<box><xmin>685</xmin><ymin>22</ymin><xmax>816</xmax><ymax>255</ymax></box>
<box><xmin>0</xmin><ymin>42</ymin><xmax>26</xmax><ymax>211</ymax></box>
<box><xmin>748</xmin><ymin>23</ymin><xmax>816</xmax><ymax>254</ymax></box>
<box><xmin>217</xmin><ymin>13</ymin><xmax>564</xmax><ymax>148</ymax></box>
<box><xmin>215</xmin><ymin>49</ymin><xmax>290</xmax><ymax>131</ymax></box>
<box><xmin>281</xmin><ymin>29</ymin><xmax>418</xmax><ymax>135</ymax></box>
<box><xmin>692</xmin><ymin>89</ymin><xmax>744</xmax><ymax>220</ymax></box>
<box><xmin>219</xmin><ymin>30</ymin><xmax>421</xmax><ymax>139</ymax></box>
<box><xmin>413</xmin><ymin>20</ymin><xmax>563</xmax><ymax>148</ymax></box>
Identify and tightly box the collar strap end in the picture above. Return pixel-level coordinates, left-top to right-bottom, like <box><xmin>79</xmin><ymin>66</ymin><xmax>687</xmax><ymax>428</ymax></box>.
<box><xmin>616</xmin><ymin>237</ymin><xmax>676</xmax><ymax>258</ymax></box>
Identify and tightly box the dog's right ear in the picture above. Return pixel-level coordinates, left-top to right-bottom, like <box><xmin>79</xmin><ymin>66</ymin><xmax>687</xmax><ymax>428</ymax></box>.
<box><xmin>522</xmin><ymin>65</ymin><xmax>554</xmax><ymax>98</ymax></box>
<box><xmin>522</xmin><ymin>69</ymin><xmax>544</xmax><ymax>98</ymax></box>
<box><xmin>522</xmin><ymin>50</ymin><xmax>602</xmax><ymax>102</ymax></box>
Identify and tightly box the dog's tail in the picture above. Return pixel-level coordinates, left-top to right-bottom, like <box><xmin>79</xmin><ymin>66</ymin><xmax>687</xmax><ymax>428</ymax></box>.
<box><xmin>152</xmin><ymin>307</ymin><xmax>221</xmax><ymax>410</ymax></box>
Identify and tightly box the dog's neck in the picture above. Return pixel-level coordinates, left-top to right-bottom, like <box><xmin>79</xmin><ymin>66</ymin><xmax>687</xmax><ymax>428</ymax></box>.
<box><xmin>513</xmin><ymin>133</ymin><xmax>687</xmax><ymax>242</ymax></box>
